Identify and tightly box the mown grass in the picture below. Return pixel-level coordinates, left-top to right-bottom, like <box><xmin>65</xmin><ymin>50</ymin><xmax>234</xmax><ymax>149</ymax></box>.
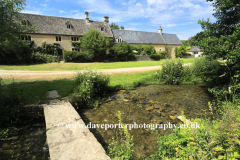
<box><xmin>1</xmin><ymin>71</ymin><xmax>159</xmax><ymax>104</ymax></box>
<box><xmin>0</xmin><ymin>58</ymin><xmax>194</xmax><ymax>71</ymax></box>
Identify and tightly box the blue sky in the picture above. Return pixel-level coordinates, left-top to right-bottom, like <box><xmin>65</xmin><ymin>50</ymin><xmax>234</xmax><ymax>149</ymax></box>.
<box><xmin>22</xmin><ymin>0</ymin><xmax>216</xmax><ymax>40</ymax></box>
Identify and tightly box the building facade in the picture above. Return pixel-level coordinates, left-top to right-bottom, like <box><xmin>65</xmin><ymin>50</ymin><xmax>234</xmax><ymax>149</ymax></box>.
<box><xmin>19</xmin><ymin>12</ymin><xmax>182</xmax><ymax>58</ymax></box>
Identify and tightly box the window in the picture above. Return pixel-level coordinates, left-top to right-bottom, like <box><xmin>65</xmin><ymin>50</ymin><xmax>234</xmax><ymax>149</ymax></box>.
<box><xmin>72</xmin><ymin>48</ymin><xmax>80</xmax><ymax>51</ymax></box>
<box><xmin>67</xmin><ymin>24</ymin><xmax>71</xmax><ymax>29</ymax></box>
<box><xmin>101</xmin><ymin>27</ymin><xmax>104</xmax><ymax>31</ymax></box>
<box><xmin>21</xmin><ymin>20</ymin><xmax>29</xmax><ymax>25</ymax></box>
<box><xmin>116</xmin><ymin>38</ymin><xmax>122</xmax><ymax>43</ymax></box>
<box><xmin>71</xmin><ymin>37</ymin><xmax>79</xmax><ymax>41</ymax></box>
<box><xmin>56</xmin><ymin>36</ymin><xmax>61</xmax><ymax>41</ymax></box>
<box><xmin>159</xmin><ymin>49</ymin><xmax>162</xmax><ymax>51</ymax></box>
<box><xmin>20</xmin><ymin>35</ymin><xmax>31</xmax><ymax>40</ymax></box>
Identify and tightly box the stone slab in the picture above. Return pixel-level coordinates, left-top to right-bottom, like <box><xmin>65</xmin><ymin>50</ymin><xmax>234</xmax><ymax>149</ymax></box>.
<box><xmin>46</xmin><ymin>90</ymin><xmax>60</xmax><ymax>98</ymax></box>
<box><xmin>44</xmin><ymin>101</ymin><xmax>111</xmax><ymax>160</ymax></box>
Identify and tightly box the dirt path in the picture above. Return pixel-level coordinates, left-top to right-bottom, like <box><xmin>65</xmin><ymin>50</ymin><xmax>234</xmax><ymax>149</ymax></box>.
<box><xmin>0</xmin><ymin>63</ymin><xmax>192</xmax><ymax>80</ymax></box>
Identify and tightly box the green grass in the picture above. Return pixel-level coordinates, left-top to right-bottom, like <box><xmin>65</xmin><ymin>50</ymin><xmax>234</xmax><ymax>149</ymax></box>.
<box><xmin>1</xmin><ymin>71</ymin><xmax>159</xmax><ymax>104</ymax></box>
<box><xmin>0</xmin><ymin>58</ymin><xmax>194</xmax><ymax>71</ymax></box>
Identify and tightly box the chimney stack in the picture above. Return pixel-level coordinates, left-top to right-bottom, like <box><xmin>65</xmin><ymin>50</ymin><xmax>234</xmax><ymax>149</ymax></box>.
<box><xmin>119</xmin><ymin>26</ymin><xmax>124</xmax><ymax>30</ymax></box>
<box><xmin>158</xmin><ymin>26</ymin><xmax>162</xmax><ymax>35</ymax></box>
<box><xmin>104</xmin><ymin>16</ymin><xmax>109</xmax><ymax>24</ymax></box>
<box><xmin>85</xmin><ymin>12</ymin><xmax>89</xmax><ymax>23</ymax></box>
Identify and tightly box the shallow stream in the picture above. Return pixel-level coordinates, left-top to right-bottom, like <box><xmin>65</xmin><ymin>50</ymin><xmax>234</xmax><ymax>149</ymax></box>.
<box><xmin>79</xmin><ymin>84</ymin><xmax>213</xmax><ymax>159</ymax></box>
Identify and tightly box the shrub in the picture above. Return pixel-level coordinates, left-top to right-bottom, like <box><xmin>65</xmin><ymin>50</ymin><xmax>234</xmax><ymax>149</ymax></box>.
<box><xmin>143</xmin><ymin>45</ymin><xmax>156</xmax><ymax>55</ymax></box>
<box><xmin>156</xmin><ymin>58</ymin><xmax>185</xmax><ymax>85</ymax></box>
<box><xmin>159</xmin><ymin>51</ymin><xmax>168</xmax><ymax>59</ymax></box>
<box><xmin>175</xmin><ymin>45</ymin><xmax>188</xmax><ymax>58</ymax></box>
<box><xmin>109</xmin><ymin>42</ymin><xmax>133</xmax><ymax>61</ymax></box>
<box><xmin>149</xmin><ymin>54</ymin><xmax>161</xmax><ymax>61</ymax></box>
<box><xmin>148</xmin><ymin>103</ymin><xmax>240</xmax><ymax>160</ymax></box>
<box><xmin>0</xmin><ymin>78</ymin><xmax>25</xmax><ymax>126</ymax></box>
<box><xmin>0</xmin><ymin>40</ymin><xmax>33</xmax><ymax>64</ymax></box>
<box><xmin>31</xmin><ymin>53</ymin><xmax>55</xmax><ymax>63</ymax></box>
<box><xmin>192</xmin><ymin>57</ymin><xmax>226</xmax><ymax>84</ymax></box>
<box><xmin>63</xmin><ymin>51</ymin><xmax>94</xmax><ymax>62</ymax></box>
<box><xmin>71</xmin><ymin>70</ymin><xmax>110</xmax><ymax>107</ymax></box>
<box><xmin>129</xmin><ymin>44</ymin><xmax>144</xmax><ymax>54</ymax></box>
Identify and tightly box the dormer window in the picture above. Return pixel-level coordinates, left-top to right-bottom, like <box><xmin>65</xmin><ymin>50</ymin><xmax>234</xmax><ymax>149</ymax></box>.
<box><xmin>116</xmin><ymin>38</ymin><xmax>122</xmax><ymax>43</ymax></box>
<box><xmin>21</xmin><ymin>20</ymin><xmax>30</xmax><ymax>26</ymax></box>
<box><xmin>65</xmin><ymin>21</ymin><xmax>72</xmax><ymax>29</ymax></box>
<box><xmin>101</xmin><ymin>27</ymin><xmax>104</xmax><ymax>31</ymax></box>
<box><xmin>67</xmin><ymin>24</ymin><xmax>71</xmax><ymax>29</ymax></box>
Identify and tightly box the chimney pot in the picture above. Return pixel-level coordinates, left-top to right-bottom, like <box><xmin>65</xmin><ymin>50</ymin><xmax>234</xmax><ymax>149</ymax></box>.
<box><xmin>158</xmin><ymin>26</ymin><xmax>162</xmax><ymax>35</ymax></box>
<box><xmin>85</xmin><ymin>12</ymin><xmax>89</xmax><ymax>22</ymax></box>
<box><xmin>120</xmin><ymin>26</ymin><xmax>124</xmax><ymax>30</ymax></box>
<box><xmin>104</xmin><ymin>16</ymin><xmax>109</xmax><ymax>24</ymax></box>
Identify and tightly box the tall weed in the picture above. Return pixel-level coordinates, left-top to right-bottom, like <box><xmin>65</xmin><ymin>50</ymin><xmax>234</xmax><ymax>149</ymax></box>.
<box><xmin>71</xmin><ymin>70</ymin><xmax>110</xmax><ymax>108</ymax></box>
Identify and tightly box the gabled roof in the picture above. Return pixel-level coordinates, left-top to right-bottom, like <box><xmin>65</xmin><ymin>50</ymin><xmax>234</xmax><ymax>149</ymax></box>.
<box><xmin>187</xmin><ymin>46</ymin><xmax>204</xmax><ymax>52</ymax></box>
<box><xmin>162</xmin><ymin>33</ymin><xmax>183</xmax><ymax>45</ymax></box>
<box><xmin>112</xmin><ymin>30</ymin><xmax>182</xmax><ymax>45</ymax></box>
<box><xmin>18</xmin><ymin>13</ymin><xmax>113</xmax><ymax>37</ymax></box>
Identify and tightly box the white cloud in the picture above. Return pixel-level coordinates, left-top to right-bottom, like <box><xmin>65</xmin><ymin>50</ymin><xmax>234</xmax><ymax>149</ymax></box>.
<box><xmin>46</xmin><ymin>0</ymin><xmax>49</xmax><ymax>2</ymax></box>
<box><xmin>165</xmin><ymin>23</ymin><xmax>177</xmax><ymax>27</ymax></box>
<box><xmin>40</xmin><ymin>4</ymin><xmax>47</xmax><ymax>7</ymax></box>
<box><xmin>128</xmin><ymin>22</ymin><xmax>142</xmax><ymax>25</ymax></box>
<box><xmin>20</xmin><ymin>10</ymin><xmax>42</xmax><ymax>15</ymax></box>
<box><xmin>136</xmin><ymin>3</ymin><xmax>142</xmax><ymax>7</ymax></box>
<box><xmin>124</xmin><ymin>27</ymin><xmax>139</xmax><ymax>31</ymax></box>
<box><xmin>59</xmin><ymin>10</ymin><xmax>67</xmax><ymax>14</ymax></box>
<box><xmin>70</xmin><ymin>10</ymin><xmax>79</xmax><ymax>13</ymax></box>
<box><xmin>122</xmin><ymin>2</ymin><xmax>127</xmax><ymax>5</ymax></box>
<box><xmin>174</xmin><ymin>10</ymin><xmax>184</xmax><ymax>14</ymax></box>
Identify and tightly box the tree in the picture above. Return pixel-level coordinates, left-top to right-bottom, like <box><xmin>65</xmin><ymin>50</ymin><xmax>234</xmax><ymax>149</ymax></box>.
<box><xmin>109</xmin><ymin>42</ymin><xmax>133</xmax><ymax>61</ymax></box>
<box><xmin>0</xmin><ymin>0</ymin><xmax>35</xmax><ymax>44</ymax></box>
<box><xmin>110</xmin><ymin>22</ymin><xmax>119</xmax><ymax>29</ymax></box>
<box><xmin>175</xmin><ymin>45</ymin><xmax>187</xmax><ymax>58</ymax></box>
<box><xmin>80</xmin><ymin>28</ymin><xmax>109</xmax><ymax>59</ymax></box>
<box><xmin>197</xmin><ymin>0</ymin><xmax>240</xmax><ymax>83</ymax></box>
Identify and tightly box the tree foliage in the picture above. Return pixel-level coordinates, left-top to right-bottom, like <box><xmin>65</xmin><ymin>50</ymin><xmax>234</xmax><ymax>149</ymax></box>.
<box><xmin>0</xmin><ymin>0</ymin><xmax>35</xmax><ymax>44</ymax></box>
<box><xmin>80</xmin><ymin>28</ymin><xmax>110</xmax><ymax>59</ymax></box>
<box><xmin>197</xmin><ymin>0</ymin><xmax>240</xmax><ymax>83</ymax></box>
<box><xmin>175</xmin><ymin>45</ymin><xmax>188</xmax><ymax>58</ymax></box>
<box><xmin>109</xmin><ymin>42</ymin><xmax>134</xmax><ymax>61</ymax></box>
<box><xmin>110</xmin><ymin>22</ymin><xmax>119</xmax><ymax>29</ymax></box>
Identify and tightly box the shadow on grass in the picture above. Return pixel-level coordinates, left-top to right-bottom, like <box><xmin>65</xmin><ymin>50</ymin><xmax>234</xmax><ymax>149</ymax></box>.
<box><xmin>2</xmin><ymin>79</ymin><xmax>75</xmax><ymax>105</ymax></box>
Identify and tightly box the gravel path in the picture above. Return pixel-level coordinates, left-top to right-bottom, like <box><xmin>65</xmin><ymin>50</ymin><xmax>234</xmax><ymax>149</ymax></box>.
<box><xmin>0</xmin><ymin>63</ymin><xmax>192</xmax><ymax>80</ymax></box>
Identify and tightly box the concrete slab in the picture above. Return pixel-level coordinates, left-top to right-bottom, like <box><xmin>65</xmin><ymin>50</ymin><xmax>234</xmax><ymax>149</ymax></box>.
<box><xmin>44</xmin><ymin>101</ymin><xmax>111</xmax><ymax>160</ymax></box>
<box><xmin>46</xmin><ymin>90</ymin><xmax>60</xmax><ymax>99</ymax></box>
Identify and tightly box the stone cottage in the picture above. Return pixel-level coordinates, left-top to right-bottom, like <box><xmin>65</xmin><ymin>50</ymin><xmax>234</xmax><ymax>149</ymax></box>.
<box><xmin>187</xmin><ymin>46</ymin><xmax>204</xmax><ymax>57</ymax></box>
<box><xmin>112</xmin><ymin>26</ymin><xmax>182</xmax><ymax>58</ymax></box>
<box><xmin>19</xmin><ymin>12</ymin><xmax>182</xmax><ymax>58</ymax></box>
<box><xmin>18</xmin><ymin>12</ymin><xmax>113</xmax><ymax>57</ymax></box>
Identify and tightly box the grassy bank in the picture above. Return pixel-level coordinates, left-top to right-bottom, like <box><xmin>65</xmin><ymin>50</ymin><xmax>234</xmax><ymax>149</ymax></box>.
<box><xmin>1</xmin><ymin>70</ymin><xmax>158</xmax><ymax>104</ymax></box>
<box><xmin>0</xmin><ymin>58</ymin><xmax>194</xmax><ymax>71</ymax></box>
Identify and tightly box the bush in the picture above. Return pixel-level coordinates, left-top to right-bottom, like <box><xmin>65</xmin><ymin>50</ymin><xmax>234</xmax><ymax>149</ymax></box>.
<box><xmin>143</xmin><ymin>45</ymin><xmax>156</xmax><ymax>55</ymax></box>
<box><xmin>175</xmin><ymin>45</ymin><xmax>188</xmax><ymax>58</ymax></box>
<box><xmin>156</xmin><ymin>58</ymin><xmax>185</xmax><ymax>85</ymax></box>
<box><xmin>71</xmin><ymin>70</ymin><xmax>110</xmax><ymax>107</ymax></box>
<box><xmin>192</xmin><ymin>57</ymin><xmax>226</xmax><ymax>84</ymax></box>
<box><xmin>31</xmin><ymin>53</ymin><xmax>55</xmax><ymax>63</ymax></box>
<box><xmin>0</xmin><ymin>78</ymin><xmax>25</xmax><ymax>126</ymax></box>
<box><xmin>63</xmin><ymin>51</ymin><xmax>94</xmax><ymax>62</ymax></box>
<box><xmin>149</xmin><ymin>103</ymin><xmax>240</xmax><ymax>160</ymax></box>
<box><xmin>149</xmin><ymin>54</ymin><xmax>161</xmax><ymax>61</ymax></box>
<box><xmin>159</xmin><ymin>51</ymin><xmax>168</xmax><ymax>59</ymax></box>
<box><xmin>109</xmin><ymin>42</ymin><xmax>133</xmax><ymax>61</ymax></box>
<box><xmin>0</xmin><ymin>40</ymin><xmax>33</xmax><ymax>64</ymax></box>
<box><xmin>129</xmin><ymin>44</ymin><xmax>144</xmax><ymax>54</ymax></box>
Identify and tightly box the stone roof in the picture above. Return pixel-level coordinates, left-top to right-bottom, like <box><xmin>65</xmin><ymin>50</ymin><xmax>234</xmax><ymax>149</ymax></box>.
<box><xmin>187</xmin><ymin>46</ymin><xmax>204</xmax><ymax>52</ymax></box>
<box><xmin>112</xmin><ymin>30</ymin><xmax>182</xmax><ymax>45</ymax></box>
<box><xmin>18</xmin><ymin>13</ymin><xmax>113</xmax><ymax>37</ymax></box>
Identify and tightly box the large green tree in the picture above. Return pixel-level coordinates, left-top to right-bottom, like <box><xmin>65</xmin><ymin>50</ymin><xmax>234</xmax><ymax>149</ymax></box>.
<box><xmin>80</xmin><ymin>28</ymin><xmax>113</xmax><ymax>59</ymax></box>
<box><xmin>197</xmin><ymin>0</ymin><xmax>240</xmax><ymax>83</ymax></box>
<box><xmin>110</xmin><ymin>22</ymin><xmax>119</xmax><ymax>29</ymax></box>
<box><xmin>0</xmin><ymin>0</ymin><xmax>35</xmax><ymax>43</ymax></box>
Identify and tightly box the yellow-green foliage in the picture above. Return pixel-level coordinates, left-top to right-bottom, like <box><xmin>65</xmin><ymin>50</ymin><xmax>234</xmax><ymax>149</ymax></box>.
<box><xmin>108</xmin><ymin>111</ymin><xmax>134</xmax><ymax>160</ymax></box>
<box><xmin>148</xmin><ymin>103</ymin><xmax>240</xmax><ymax>160</ymax></box>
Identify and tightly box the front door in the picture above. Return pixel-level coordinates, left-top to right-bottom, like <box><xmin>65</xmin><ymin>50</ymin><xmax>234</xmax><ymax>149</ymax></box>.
<box><xmin>57</xmin><ymin>49</ymin><xmax>63</xmax><ymax>60</ymax></box>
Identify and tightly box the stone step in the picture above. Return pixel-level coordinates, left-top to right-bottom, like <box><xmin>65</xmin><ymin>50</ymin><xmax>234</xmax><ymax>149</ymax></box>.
<box><xmin>44</xmin><ymin>101</ymin><xmax>111</xmax><ymax>160</ymax></box>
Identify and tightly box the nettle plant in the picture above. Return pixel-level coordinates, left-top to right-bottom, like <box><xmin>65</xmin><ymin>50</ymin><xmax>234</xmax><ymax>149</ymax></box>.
<box><xmin>71</xmin><ymin>70</ymin><xmax>110</xmax><ymax>108</ymax></box>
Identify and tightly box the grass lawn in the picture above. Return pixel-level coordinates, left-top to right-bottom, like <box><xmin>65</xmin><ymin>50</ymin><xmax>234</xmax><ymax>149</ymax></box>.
<box><xmin>0</xmin><ymin>58</ymin><xmax>195</xmax><ymax>71</ymax></box>
<box><xmin>1</xmin><ymin>71</ymin><xmax>158</xmax><ymax>104</ymax></box>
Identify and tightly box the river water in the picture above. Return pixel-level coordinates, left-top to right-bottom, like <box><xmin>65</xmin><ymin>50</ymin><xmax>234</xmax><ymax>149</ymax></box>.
<box><xmin>78</xmin><ymin>84</ymin><xmax>213</xmax><ymax>159</ymax></box>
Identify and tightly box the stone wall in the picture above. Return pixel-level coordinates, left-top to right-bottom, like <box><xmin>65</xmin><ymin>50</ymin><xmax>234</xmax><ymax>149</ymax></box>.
<box><xmin>135</xmin><ymin>55</ymin><xmax>154</xmax><ymax>61</ymax></box>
